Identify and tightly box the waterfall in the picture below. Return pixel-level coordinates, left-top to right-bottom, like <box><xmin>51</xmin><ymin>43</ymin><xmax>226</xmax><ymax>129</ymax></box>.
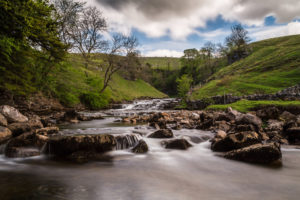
<box><xmin>115</xmin><ymin>134</ymin><xmax>142</xmax><ymax>150</ymax></box>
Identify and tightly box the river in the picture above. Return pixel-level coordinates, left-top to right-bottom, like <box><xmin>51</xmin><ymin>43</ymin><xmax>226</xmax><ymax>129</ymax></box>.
<box><xmin>0</xmin><ymin>99</ymin><xmax>300</xmax><ymax>200</ymax></box>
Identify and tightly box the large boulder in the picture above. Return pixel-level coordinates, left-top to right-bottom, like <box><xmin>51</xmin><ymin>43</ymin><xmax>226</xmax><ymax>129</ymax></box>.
<box><xmin>45</xmin><ymin>134</ymin><xmax>116</xmax><ymax>158</ymax></box>
<box><xmin>224</xmin><ymin>143</ymin><xmax>282</xmax><ymax>165</ymax></box>
<box><xmin>132</xmin><ymin>140</ymin><xmax>149</xmax><ymax>153</ymax></box>
<box><xmin>211</xmin><ymin>131</ymin><xmax>261</xmax><ymax>152</ymax></box>
<box><xmin>148</xmin><ymin>129</ymin><xmax>174</xmax><ymax>138</ymax></box>
<box><xmin>0</xmin><ymin>113</ymin><xmax>7</xmax><ymax>127</ymax></box>
<box><xmin>0</xmin><ymin>126</ymin><xmax>12</xmax><ymax>144</ymax></box>
<box><xmin>162</xmin><ymin>139</ymin><xmax>192</xmax><ymax>150</ymax></box>
<box><xmin>0</xmin><ymin>105</ymin><xmax>28</xmax><ymax>123</ymax></box>
<box><xmin>280</xmin><ymin>111</ymin><xmax>296</xmax><ymax>122</ymax></box>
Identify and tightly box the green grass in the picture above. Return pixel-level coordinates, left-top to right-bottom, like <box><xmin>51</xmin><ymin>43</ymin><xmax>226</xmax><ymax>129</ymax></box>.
<box><xmin>192</xmin><ymin>35</ymin><xmax>300</xmax><ymax>99</ymax></box>
<box><xmin>206</xmin><ymin>100</ymin><xmax>300</xmax><ymax>113</ymax></box>
<box><xmin>140</xmin><ymin>57</ymin><xmax>181</xmax><ymax>70</ymax></box>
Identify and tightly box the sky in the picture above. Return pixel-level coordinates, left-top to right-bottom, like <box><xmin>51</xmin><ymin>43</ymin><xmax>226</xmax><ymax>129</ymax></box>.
<box><xmin>83</xmin><ymin>0</ymin><xmax>300</xmax><ymax>57</ymax></box>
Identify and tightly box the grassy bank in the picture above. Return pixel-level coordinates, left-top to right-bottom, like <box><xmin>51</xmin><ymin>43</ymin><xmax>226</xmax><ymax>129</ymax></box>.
<box><xmin>192</xmin><ymin>35</ymin><xmax>300</xmax><ymax>99</ymax></box>
<box><xmin>206</xmin><ymin>100</ymin><xmax>300</xmax><ymax>113</ymax></box>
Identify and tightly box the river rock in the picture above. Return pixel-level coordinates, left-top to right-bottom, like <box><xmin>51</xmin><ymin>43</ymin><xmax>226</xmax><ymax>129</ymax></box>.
<box><xmin>224</xmin><ymin>143</ymin><xmax>282</xmax><ymax>165</ymax></box>
<box><xmin>0</xmin><ymin>105</ymin><xmax>28</xmax><ymax>123</ymax></box>
<box><xmin>211</xmin><ymin>131</ymin><xmax>261</xmax><ymax>152</ymax></box>
<box><xmin>280</xmin><ymin>111</ymin><xmax>296</xmax><ymax>122</ymax></box>
<box><xmin>35</xmin><ymin>127</ymin><xmax>59</xmax><ymax>135</ymax></box>
<box><xmin>0</xmin><ymin>126</ymin><xmax>12</xmax><ymax>144</ymax></box>
<box><xmin>132</xmin><ymin>140</ymin><xmax>149</xmax><ymax>153</ymax></box>
<box><xmin>236</xmin><ymin>113</ymin><xmax>262</xmax><ymax>131</ymax></box>
<box><xmin>8</xmin><ymin>118</ymin><xmax>43</xmax><ymax>137</ymax></box>
<box><xmin>0</xmin><ymin>113</ymin><xmax>7</xmax><ymax>127</ymax></box>
<box><xmin>45</xmin><ymin>134</ymin><xmax>116</xmax><ymax>158</ymax></box>
<box><xmin>216</xmin><ymin>130</ymin><xmax>227</xmax><ymax>139</ymax></box>
<box><xmin>5</xmin><ymin>132</ymin><xmax>48</xmax><ymax>157</ymax></box>
<box><xmin>163</xmin><ymin>139</ymin><xmax>192</xmax><ymax>150</ymax></box>
<box><xmin>285</xmin><ymin>127</ymin><xmax>300</xmax><ymax>143</ymax></box>
<box><xmin>256</xmin><ymin>107</ymin><xmax>280</xmax><ymax>120</ymax></box>
<box><xmin>148</xmin><ymin>129</ymin><xmax>174</xmax><ymax>138</ymax></box>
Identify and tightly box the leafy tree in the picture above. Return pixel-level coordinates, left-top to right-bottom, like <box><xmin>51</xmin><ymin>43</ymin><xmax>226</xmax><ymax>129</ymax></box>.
<box><xmin>225</xmin><ymin>24</ymin><xmax>251</xmax><ymax>63</ymax></box>
<box><xmin>176</xmin><ymin>74</ymin><xmax>192</xmax><ymax>99</ymax></box>
<box><xmin>0</xmin><ymin>0</ymin><xmax>66</xmax><ymax>91</ymax></box>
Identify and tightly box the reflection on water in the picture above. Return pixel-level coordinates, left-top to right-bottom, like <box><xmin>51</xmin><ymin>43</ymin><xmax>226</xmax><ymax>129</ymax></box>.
<box><xmin>1</xmin><ymin>100</ymin><xmax>300</xmax><ymax>200</ymax></box>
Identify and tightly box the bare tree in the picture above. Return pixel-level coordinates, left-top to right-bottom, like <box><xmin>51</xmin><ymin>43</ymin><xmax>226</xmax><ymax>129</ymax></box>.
<box><xmin>52</xmin><ymin>0</ymin><xmax>85</xmax><ymax>49</ymax></box>
<box><xmin>100</xmin><ymin>34</ymin><xmax>139</xmax><ymax>93</ymax></box>
<box><xmin>69</xmin><ymin>6</ymin><xmax>108</xmax><ymax>68</ymax></box>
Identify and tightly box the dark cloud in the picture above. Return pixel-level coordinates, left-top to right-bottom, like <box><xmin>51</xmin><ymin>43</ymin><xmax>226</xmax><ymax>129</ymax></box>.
<box><xmin>97</xmin><ymin>0</ymin><xmax>202</xmax><ymax>21</ymax></box>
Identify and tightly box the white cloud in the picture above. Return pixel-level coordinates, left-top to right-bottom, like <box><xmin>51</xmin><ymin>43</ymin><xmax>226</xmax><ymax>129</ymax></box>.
<box><xmin>143</xmin><ymin>49</ymin><xmax>184</xmax><ymax>57</ymax></box>
<box><xmin>249</xmin><ymin>21</ymin><xmax>300</xmax><ymax>41</ymax></box>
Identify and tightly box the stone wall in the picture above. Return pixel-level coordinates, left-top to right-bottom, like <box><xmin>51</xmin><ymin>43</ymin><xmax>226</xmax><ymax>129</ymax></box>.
<box><xmin>188</xmin><ymin>84</ymin><xmax>300</xmax><ymax>110</ymax></box>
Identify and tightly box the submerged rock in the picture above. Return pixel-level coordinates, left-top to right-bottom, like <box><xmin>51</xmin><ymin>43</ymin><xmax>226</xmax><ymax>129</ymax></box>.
<box><xmin>0</xmin><ymin>126</ymin><xmax>12</xmax><ymax>144</ymax></box>
<box><xmin>45</xmin><ymin>134</ymin><xmax>116</xmax><ymax>158</ymax></box>
<box><xmin>163</xmin><ymin>139</ymin><xmax>192</xmax><ymax>150</ymax></box>
<box><xmin>0</xmin><ymin>105</ymin><xmax>28</xmax><ymax>123</ymax></box>
<box><xmin>148</xmin><ymin>129</ymin><xmax>174</xmax><ymax>138</ymax></box>
<box><xmin>132</xmin><ymin>140</ymin><xmax>149</xmax><ymax>153</ymax></box>
<box><xmin>211</xmin><ymin>131</ymin><xmax>261</xmax><ymax>152</ymax></box>
<box><xmin>224</xmin><ymin>143</ymin><xmax>282</xmax><ymax>165</ymax></box>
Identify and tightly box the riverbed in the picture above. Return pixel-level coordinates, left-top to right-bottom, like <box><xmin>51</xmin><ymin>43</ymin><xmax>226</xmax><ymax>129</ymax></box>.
<box><xmin>0</xmin><ymin>99</ymin><xmax>300</xmax><ymax>200</ymax></box>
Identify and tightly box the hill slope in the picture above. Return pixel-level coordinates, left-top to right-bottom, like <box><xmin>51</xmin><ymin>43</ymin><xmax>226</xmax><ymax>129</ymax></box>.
<box><xmin>192</xmin><ymin>35</ymin><xmax>300</xmax><ymax>99</ymax></box>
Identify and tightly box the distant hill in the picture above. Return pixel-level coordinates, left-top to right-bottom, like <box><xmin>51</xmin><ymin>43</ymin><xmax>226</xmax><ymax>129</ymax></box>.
<box><xmin>192</xmin><ymin>35</ymin><xmax>300</xmax><ymax>99</ymax></box>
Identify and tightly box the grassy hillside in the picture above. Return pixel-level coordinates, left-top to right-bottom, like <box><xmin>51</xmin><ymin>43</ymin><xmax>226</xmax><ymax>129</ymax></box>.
<box><xmin>140</xmin><ymin>57</ymin><xmax>181</xmax><ymax>70</ymax></box>
<box><xmin>50</xmin><ymin>54</ymin><xmax>167</xmax><ymax>107</ymax></box>
<box><xmin>192</xmin><ymin>35</ymin><xmax>300</xmax><ymax>99</ymax></box>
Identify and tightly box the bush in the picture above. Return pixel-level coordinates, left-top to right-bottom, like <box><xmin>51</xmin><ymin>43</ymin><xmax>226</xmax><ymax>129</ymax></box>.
<box><xmin>80</xmin><ymin>91</ymin><xmax>110</xmax><ymax>110</ymax></box>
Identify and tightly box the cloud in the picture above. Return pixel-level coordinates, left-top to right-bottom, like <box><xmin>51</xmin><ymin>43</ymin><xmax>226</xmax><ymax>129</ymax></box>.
<box><xmin>91</xmin><ymin>0</ymin><xmax>300</xmax><ymax>39</ymax></box>
<box><xmin>143</xmin><ymin>49</ymin><xmax>184</xmax><ymax>57</ymax></box>
<box><xmin>249</xmin><ymin>21</ymin><xmax>300</xmax><ymax>41</ymax></box>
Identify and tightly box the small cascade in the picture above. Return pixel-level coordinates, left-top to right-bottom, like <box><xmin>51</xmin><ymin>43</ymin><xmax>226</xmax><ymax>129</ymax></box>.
<box><xmin>115</xmin><ymin>134</ymin><xmax>142</xmax><ymax>150</ymax></box>
<box><xmin>121</xmin><ymin>98</ymin><xmax>180</xmax><ymax>111</ymax></box>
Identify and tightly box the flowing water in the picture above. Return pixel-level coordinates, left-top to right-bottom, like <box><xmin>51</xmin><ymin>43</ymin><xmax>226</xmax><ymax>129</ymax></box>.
<box><xmin>1</xmin><ymin>99</ymin><xmax>300</xmax><ymax>200</ymax></box>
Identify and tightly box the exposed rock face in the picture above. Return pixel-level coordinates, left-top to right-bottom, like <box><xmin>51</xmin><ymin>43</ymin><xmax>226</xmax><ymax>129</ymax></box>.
<box><xmin>224</xmin><ymin>143</ymin><xmax>282</xmax><ymax>164</ymax></box>
<box><xmin>0</xmin><ymin>126</ymin><xmax>12</xmax><ymax>144</ymax></box>
<box><xmin>0</xmin><ymin>113</ymin><xmax>7</xmax><ymax>127</ymax></box>
<box><xmin>132</xmin><ymin>140</ymin><xmax>149</xmax><ymax>153</ymax></box>
<box><xmin>148</xmin><ymin>129</ymin><xmax>174</xmax><ymax>138</ymax></box>
<box><xmin>45</xmin><ymin>134</ymin><xmax>116</xmax><ymax>158</ymax></box>
<box><xmin>0</xmin><ymin>105</ymin><xmax>28</xmax><ymax>123</ymax></box>
<box><xmin>211</xmin><ymin>131</ymin><xmax>261</xmax><ymax>152</ymax></box>
<box><xmin>163</xmin><ymin>139</ymin><xmax>192</xmax><ymax>150</ymax></box>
